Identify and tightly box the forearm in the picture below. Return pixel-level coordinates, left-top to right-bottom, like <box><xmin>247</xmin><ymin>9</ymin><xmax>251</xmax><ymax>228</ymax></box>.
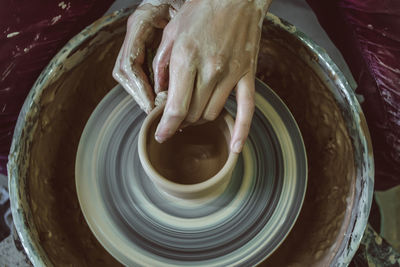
<box><xmin>140</xmin><ymin>0</ymin><xmax>185</xmax><ymax>10</ymax></box>
<box><xmin>140</xmin><ymin>0</ymin><xmax>272</xmax><ymax>13</ymax></box>
<box><xmin>254</xmin><ymin>0</ymin><xmax>273</xmax><ymax>14</ymax></box>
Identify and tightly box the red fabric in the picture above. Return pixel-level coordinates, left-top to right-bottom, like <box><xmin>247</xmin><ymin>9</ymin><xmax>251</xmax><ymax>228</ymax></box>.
<box><xmin>306</xmin><ymin>0</ymin><xmax>400</xmax><ymax>190</ymax></box>
<box><xmin>0</xmin><ymin>0</ymin><xmax>114</xmax><ymax>175</ymax></box>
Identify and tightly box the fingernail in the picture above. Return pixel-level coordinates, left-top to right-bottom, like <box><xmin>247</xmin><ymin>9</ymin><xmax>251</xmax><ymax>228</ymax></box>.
<box><xmin>232</xmin><ymin>140</ymin><xmax>244</xmax><ymax>153</ymax></box>
<box><xmin>155</xmin><ymin>134</ymin><xmax>164</xmax><ymax>143</ymax></box>
<box><xmin>155</xmin><ymin>120</ymin><xmax>167</xmax><ymax>143</ymax></box>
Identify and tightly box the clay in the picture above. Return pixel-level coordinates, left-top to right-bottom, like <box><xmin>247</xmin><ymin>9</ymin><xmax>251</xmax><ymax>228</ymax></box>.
<box><xmin>257</xmin><ymin>24</ymin><xmax>355</xmax><ymax>266</ymax></box>
<box><xmin>137</xmin><ymin>105</ymin><xmax>238</xmax><ymax>201</ymax></box>
<box><xmin>27</xmin><ymin>21</ymin><xmax>126</xmax><ymax>266</ymax></box>
<box><xmin>147</xmin><ymin>114</ymin><xmax>229</xmax><ymax>184</ymax></box>
<box><xmin>24</xmin><ymin>14</ymin><xmax>355</xmax><ymax>267</ymax></box>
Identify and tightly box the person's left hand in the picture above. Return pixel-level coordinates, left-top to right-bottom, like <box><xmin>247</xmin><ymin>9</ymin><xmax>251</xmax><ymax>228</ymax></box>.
<box><xmin>112</xmin><ymin>1</ymin><xmax>184</xmax><ymax>113</ymax></box>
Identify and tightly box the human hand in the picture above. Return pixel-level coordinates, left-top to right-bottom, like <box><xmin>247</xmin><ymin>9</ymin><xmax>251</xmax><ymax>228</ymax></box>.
<box><xmin>113</xmin><ymin>0</ymin><xmax>184</xmax><ymax>113</ymax></box>
<box><xmin>153</xmin><ymin>0</ymin><xmax>271</xmax><ymax>153</ymax></box>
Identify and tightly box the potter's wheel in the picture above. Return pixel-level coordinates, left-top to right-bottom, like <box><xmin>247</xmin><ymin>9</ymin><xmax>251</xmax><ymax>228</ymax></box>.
<box><xmin>76</xmin><ymin>79</ymin><xmax>307</xmax><ymax>266</ymax></box>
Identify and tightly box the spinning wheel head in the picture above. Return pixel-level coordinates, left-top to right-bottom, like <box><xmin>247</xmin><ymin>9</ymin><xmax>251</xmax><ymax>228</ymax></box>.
<box><xmin>75</xmin><ymin>79</ymin><xmax>307</xmax><ymax>266</ymax></box>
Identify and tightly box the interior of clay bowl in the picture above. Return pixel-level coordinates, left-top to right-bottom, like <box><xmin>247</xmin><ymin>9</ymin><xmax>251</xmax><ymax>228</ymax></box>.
<box><xmin>8</xmin><ymin>8</ymin><xmax>373</xmax><ymax>267</ymax></box>
<box><xmin>144</xmin><ymin>109</ymin><xmax>230</xmax><ymax>185</ymax></box>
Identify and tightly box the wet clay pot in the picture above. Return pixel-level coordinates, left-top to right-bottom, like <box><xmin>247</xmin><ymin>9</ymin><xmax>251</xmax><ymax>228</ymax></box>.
<box><xmin>138</xmin><ymin>106</ymin><xmax>239</xmax><ymax>200</ymax></box>
<box><xmin>8</xmin><ymin>7</ymin><xmax>373</xmax><ymax>267</ymax></box>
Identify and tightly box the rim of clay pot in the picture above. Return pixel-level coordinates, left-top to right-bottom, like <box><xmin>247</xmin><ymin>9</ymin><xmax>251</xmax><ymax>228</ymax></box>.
<box><xmin>7</xmin><ymin>7</ymin><xmax>373</xmax><ymax>267</ymax></box>
<box><xmin>138</xmin><ymin>105</ymin><xmax>239</xmax><ymax>198</ymax></box>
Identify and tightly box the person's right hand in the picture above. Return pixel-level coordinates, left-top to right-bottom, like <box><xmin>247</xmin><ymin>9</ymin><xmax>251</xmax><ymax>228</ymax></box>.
<box><xmin>113</xmin><ymin>1</ymin><xmax>183</xmax><ymax>113</ymax></box>
<box><xmin>152</xmin><ymin>0</ymin><xmax>271</xmax><ymax>153</ymax></box>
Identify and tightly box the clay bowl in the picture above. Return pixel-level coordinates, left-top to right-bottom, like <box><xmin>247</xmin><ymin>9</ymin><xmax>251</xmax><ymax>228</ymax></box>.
<box><xmin>8</xmin><ymin>7</ymin><xmax>373</xmax><ymax>267</ymax></box>
<box><xmin>138</xmin><ymin>106</ymin><xmax>238</xmax><ymax>200</ymax></box>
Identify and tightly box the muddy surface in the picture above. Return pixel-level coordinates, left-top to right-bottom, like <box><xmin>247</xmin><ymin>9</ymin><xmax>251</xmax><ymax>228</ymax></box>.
<box><xmin>26</xmin><ymin>16</ymin><xmax>354</xmax><ymax>266</ymax></box>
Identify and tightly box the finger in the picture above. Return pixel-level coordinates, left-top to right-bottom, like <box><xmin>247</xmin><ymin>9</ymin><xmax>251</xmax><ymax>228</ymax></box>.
<box><xmin>153</xmin><ymin>28</ymin><xmax>174</xmax><ymax>94</ymax></box>
<box><xmin>114</xmin><ymin>57</ymin><xmax>155</xmax><ymax>114</ymax></box>
<box><xmin>202</xmin><ymin>73</ymin><xmax>238</xmax><ymax>121</ymax></box>
<box><xmin>230</xmin><ymin>72</ymin><xmax>255</xmax><ymax>153</ymax></box>
<box><xmin>113</xmin><ymin>16</ymin><xmax>155</xmax><ymax>113</ymax></box>
<box><xmin>122</xmin><ymin>15</ymin><xmax>152</xmax><ymax>67</ymax></box>
<box><xmin>114</xmin><ymin>47</ymin><xmax>155</xmax><ymax>113</ymax></box>
<box><xmin>185</xmin><ymin>59</ymin><xmax>224</xmax><ymax>123</ymax></box>
<box><xmin>155</xmin><ymin>48</ymin><xmax>197</xmax><ymax>143</ymax></box>
<box><xmin>180</xmin><ymin>118</ymin><xmax>207</xmax><ymax>129</ymax></box>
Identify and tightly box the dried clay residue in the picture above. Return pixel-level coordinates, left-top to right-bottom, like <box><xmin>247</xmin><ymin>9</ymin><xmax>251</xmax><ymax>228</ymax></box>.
<box><xmin>27</xmin><ymin>21</ymin><xmax>125</xmax><ymax>266</ymax></box>
<box><xmin>258</xmin><ymin>22</ymin><xmax>355</xmax><ymax>266</ymax></box>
